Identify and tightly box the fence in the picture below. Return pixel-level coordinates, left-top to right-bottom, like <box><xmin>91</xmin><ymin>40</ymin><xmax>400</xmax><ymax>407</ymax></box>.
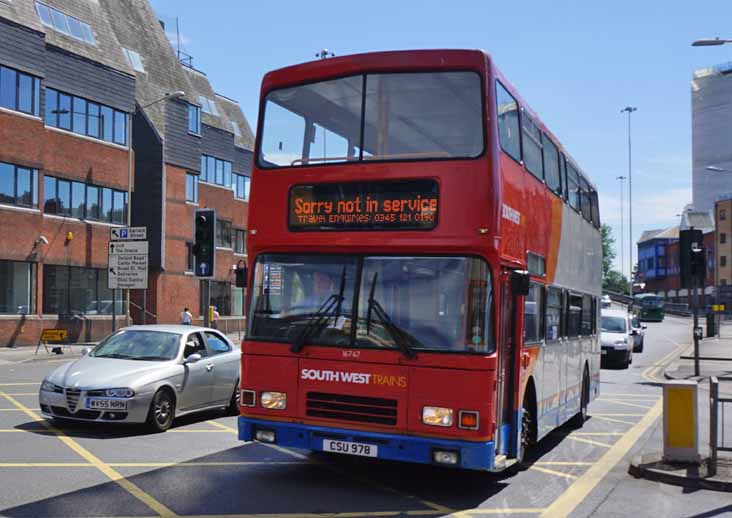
<box><xmin>709</xmin><ymin>376</ymin><xmax>732</xmax><ymax>477</ymax></box>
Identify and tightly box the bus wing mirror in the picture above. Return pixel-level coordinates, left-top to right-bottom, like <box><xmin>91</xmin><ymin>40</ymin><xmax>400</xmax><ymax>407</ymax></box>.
<box><xmin>511</xmin><ymin>270</ymin><xmax>530</xmax><ymax>296</ymax></box>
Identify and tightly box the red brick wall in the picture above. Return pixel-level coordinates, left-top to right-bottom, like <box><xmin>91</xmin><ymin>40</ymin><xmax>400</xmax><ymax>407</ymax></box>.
<box><xmin>0</xmin><ymin>112</ymin><xmax>131</xmax><ymax>346</ymax></box>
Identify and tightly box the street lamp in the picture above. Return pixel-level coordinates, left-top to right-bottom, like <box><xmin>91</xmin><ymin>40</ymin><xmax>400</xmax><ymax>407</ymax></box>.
<box><xmin>621</xmin><ymin>106</ymin><xmax>637</xmax><ymax>292</ymax></box>
<box><xmin>140</xmin><ymin>90</ymin><xmax>185</xmax><ymax>109</ymax></box>
<box><xmin>706</xmin><ymin>165</ymin><xmax>728</xmax><ymax>172</ymax></box>
<box><xmin>617</xmin><ymin>175</ymin><xmax>627</xmax><ymax>279</ymax></box>
<box><xmin>692</xmin><ymin>37</ymin><xmax>732</xmax><ymax>47</ymax></box>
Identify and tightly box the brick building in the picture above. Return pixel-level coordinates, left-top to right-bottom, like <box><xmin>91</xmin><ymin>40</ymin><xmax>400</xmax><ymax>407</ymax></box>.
<box><xmin>0</xmin><ymin>0</ymin><xmax>253</xmax><ymax>346</ymax></box>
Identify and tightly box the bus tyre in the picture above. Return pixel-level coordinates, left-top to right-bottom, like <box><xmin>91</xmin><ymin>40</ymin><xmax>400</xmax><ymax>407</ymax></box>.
<box><xmin>570</xmin><ymin>370</ymin><xmax>589</xmax><ymax>429</ymax></box>
<box><xmin>147</xmin><ymin>389</ymin><xmax>175</xmax><ymax>432</ymax></box>
<box><xmin>518</xmin><ymin>392</ymin><xmax>536</xmax><ymax>465</ymax></box>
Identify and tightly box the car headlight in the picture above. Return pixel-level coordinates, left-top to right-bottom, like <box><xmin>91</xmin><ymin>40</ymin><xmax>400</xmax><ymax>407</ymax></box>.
<box><xmin>41</xmin><ymin>380</ymin><xmax>61</xmax><ymax>393</ymax></box>
<box><xmin>260</xmin><ymin>391</ymin><xmax>286</xmax><ymax>410</ymax></box>
<box><xmin>613</xmin><ymin>340</ymin><xmax>629</xmax><ymax>349</ymax></box>
<box><xmin>422</xmin><ymin>406</ymin><xmax>454</xmax><ymax>427</ymax></box>
<box><xmin>105</xmin><ymin>388</ymin><xmax>135</xmax><ymax>398</ymax></box>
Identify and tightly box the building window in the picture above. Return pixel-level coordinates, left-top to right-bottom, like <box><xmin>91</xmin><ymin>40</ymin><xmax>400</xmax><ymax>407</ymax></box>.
<box><xmin>0</xmin><ymin>260</ymin><xmax>36</xmax><ymax>314</ymax></box>
<box><xmin>188</xmin><ymin>104</ymin><xmax>201</xmax><ymax>134</ymax></box>
<box><xmin>234</xmin><ymin>173</ymin><xmax>250</xmax><ymax>200</ymax></box>
<box><xmin>44</xmin><ymin>175</ymin><xmax>126</xmax><ymax>223</ymax></box>
<box><xmin>201</xmin><ymin>280</ymin><xmax>243</xmax><ymax>317</ymax></box>
<box><xmin>0</xmin><ymin>65</ymin><xmax>41</xmax><ymax>116</ymax></box>
<box><xmin>45</xmin><ymin>88</ymin><xmax>128</xmax><ymax>146</ymax></box>
<box><xmin>185</xmin><ymin>242</ymin><xmax>194</xmax><ymax>272</ymax></box>
<box><xmin>0</xmin><ymin>162</ymin><xmax>38</xmax><ymax>208</ymax></box>
<box><xmin>122</xmin><ymin>47</ymin><xmax>145</xmax><ymax>72</ymax></box>
<box><xmin>720</xmin><ymin>209</ymin><xmax>727</xmax><ymax>221</ymax></box>
<box><xmin>43</xmin><ymin>265</ymin><xmax>124</xmax><ymax>315</ymax></box>
<box><xmin>722</xmin><ymin>256</ymin><xmax>727</xmax><ymax>267</ymax></box>
<box><xmin>200</xmin><ymin>155</ymin><xmax>233</xmax><ymax>188</ymax></box>
<box><xmin>35</xmin><ymin>2</ymin><xmax>95</xmax><ymax>45</ymax></box>
<box><xmin>197</xmin><ymin>95</ymin><xmax>219</xmax><ymax>115</ymax></box>
<box><xmin>721</xmin><ymin>233</ymin><xmax>727</xmax><ymax>244</ymax></box>
<box><xmin>234</xmin><ymin>229</ymin><xmax>246</xmax><ymax>255</ymax></box>
<box><xmin>217</xmin><ymin>220</ymin><xmax>232</xmax><ymax>249</ymax></box>
<box><xmin>230</xmin><ymin>120</ymin><xmax>241</xmax><ymax>137</ymax></box>
<box><xmin>185</xmin><ymin>173</ymin><xmax>199</xmax><ymax>203</ymax></box>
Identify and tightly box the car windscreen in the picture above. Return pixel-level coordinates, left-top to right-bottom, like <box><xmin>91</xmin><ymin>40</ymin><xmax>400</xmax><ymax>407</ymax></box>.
<box><xmin>601</xmin><ymin>316</ymin><xmax>626</xmax><ymax>334</ymax></box>
<box><xmin>259</xmin><ymin>71</ymin><xmax>484</xmax><ymax>167</ymax></box>
<box><xmin>91</xmin><ymin>330</ymin><xmax>181</xmax><ymax>361</ymax></box>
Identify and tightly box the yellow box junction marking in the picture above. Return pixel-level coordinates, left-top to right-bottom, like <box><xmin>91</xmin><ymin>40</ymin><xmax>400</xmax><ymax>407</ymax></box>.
<box><xmin>0</xmin><ymin>391</ymin><xmax>178</xmax><ymax>518</ymax></box>
<box><xmin>541</xmin><ymin>398</ymin><xmax>662</xmax><ymax>518</ymax></box>
<box><xmin>529</xmin><ymin>465</ymin><xmax>578</xmax><ymax>480</ymax></box>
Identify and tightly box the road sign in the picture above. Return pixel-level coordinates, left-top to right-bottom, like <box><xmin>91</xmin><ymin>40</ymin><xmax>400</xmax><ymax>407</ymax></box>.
<box><xmin>108</xmin><ymin>254</ymin><xmax>148</xmax><ymax>289</ymax></box>
<box><xmin>109</xmin><ymin>241</ymin><xmax>148</xmax><ymax>255</ymax></box>
<box><xmin>110</xmin><ymin>226</ymin><xmax>147</xmax><ymax>241</ymax></box>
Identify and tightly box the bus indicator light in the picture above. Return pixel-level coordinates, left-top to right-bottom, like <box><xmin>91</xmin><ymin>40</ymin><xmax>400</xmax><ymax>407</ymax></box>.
<box><xmin>459</xmin><ymin>411</ymin><xmax>479</xmax><ymax>430</ymax></box>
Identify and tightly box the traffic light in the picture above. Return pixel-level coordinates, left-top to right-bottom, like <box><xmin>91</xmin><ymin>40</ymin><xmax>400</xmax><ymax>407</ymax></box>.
<box><xmin>680</xmin><ymin>228</ymin><xmax>705</xmax><ymax>289</ymax></box>
<box><xmin>235</xmin><ymin>264</ymin><xmax>248</xmax><ymax>288</ymax></box>
<box><xmin>193</xmin><ymin>208</ymin><xmax>216</xmax><ymax>278</ymax></box>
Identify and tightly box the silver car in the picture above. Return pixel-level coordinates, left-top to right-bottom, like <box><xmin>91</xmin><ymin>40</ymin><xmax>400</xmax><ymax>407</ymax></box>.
<box><xmin>39</xmin><ymin>325</ymin><xmax>241</xmax><ymax>432</ymax></box>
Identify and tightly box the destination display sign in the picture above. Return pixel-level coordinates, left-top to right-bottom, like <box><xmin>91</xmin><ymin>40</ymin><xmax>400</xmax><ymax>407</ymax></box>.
<box><xmin>289</xmin><ymin>179</ymin><xmax>439</xmax><ymax>231</ymax></box>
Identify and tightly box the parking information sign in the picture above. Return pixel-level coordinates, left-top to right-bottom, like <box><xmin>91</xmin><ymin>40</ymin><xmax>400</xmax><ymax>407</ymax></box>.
<box><xmin>108</xmin><ymin>230</ymin><xmax>148</xmax><ymax>289</ymax></box>
<box><xmin>110</xmin><ymin>226</ymin><xmax>147</xmax><ymax>241</ymax></box>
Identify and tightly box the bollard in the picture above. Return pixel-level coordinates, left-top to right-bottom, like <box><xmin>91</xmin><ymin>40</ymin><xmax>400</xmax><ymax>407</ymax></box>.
<box><xmin>663</xmin><ymin>380</ymin><xmax>700</xmax><ymax>464</ymax></box>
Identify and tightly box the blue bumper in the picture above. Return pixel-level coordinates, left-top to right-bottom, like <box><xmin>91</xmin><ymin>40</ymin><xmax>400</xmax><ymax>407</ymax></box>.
<box><xmin>238</xmin><ymin>417</ymin><xmax>496</xmax><ymax>471</ymax></box>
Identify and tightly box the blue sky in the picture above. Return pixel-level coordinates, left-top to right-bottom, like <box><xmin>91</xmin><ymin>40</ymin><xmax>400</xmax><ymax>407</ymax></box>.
<box><xmin>151</xmin><ymin>0</ymin><xmax>732</xmax><ymax>276</ymax></box>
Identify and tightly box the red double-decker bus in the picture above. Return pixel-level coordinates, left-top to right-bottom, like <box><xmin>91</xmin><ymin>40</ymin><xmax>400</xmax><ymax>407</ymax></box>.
<box><xmin>238</xmin><ymin>49</ymin><xmax>602</xmax><ymax>471</ymax></box>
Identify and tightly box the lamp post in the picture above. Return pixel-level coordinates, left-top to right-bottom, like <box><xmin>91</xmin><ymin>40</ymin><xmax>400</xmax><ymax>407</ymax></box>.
<box><xmin>617</xmin><ymin>175</ymin><xmax>627</xmax><ymax>280</ymax></box>
<box><xmin>621</xmin><ymin>106</ymin><xmax>637</xmax><ymax>293</ymax></box>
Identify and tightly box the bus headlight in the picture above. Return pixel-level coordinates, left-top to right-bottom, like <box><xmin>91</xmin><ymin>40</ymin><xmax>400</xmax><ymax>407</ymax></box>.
<box><xmin>260</xmin><ymin>391</ymin><xmax>287</xmax><ymax>410</ymax></box>
<box><xmin>422</xmin><ymin>406</ymin><xmax>453</xmax><ymax>427</ymax></box>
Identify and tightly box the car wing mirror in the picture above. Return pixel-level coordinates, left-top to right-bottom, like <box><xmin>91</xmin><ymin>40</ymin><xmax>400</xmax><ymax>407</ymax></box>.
<box><xmin>511</xmin><ymin>270</ymin><xmax>530</xmax><ymax>296</ymax></box>
<box><xmin>641</xmin><ymin>324</ymin><xmax>647</xmax><ymax>330</ymax></box>
<box><xmin>184</xmin><ymin>353</ymin><xmax>202</xmax><ymax>364</ymax></box>
<box><xmin>80</xmin><ymin>347</ymin><xmax>91</xmax><ymax>356</ymax></box>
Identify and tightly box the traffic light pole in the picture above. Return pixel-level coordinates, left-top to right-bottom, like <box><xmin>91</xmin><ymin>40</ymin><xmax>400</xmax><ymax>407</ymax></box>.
<box><xmin>693</xmin><ymin>276</ymin><xmax>700</xmax><ymax>377</ymax></box>
<box><xmin>203</xmin><ymin>280</ymin><xmax>211</xmax><ymax>328</ymax></box>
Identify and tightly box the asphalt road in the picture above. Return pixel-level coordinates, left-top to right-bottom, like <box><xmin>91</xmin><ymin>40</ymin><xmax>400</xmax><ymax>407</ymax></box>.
<box><xmin>0</xmin><ymin>316</ymin><xmax>729</xmax><ymax>518</ymax></box>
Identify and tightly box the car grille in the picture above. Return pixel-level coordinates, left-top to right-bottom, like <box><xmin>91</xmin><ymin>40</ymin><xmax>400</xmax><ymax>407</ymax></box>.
<box><xmin>306</xmin><ymin>392</ymin><xmax>397</xmax><ymax>426</ymax></box>
<box><xmin>51</xmin><ymin>406</ymin><xmax>100</xmax><ymax>420</ymax></box>
<box><xmin>65</xmin><ymin>388</ymin><xmax>81</xmax><ymax>412</ymax></box>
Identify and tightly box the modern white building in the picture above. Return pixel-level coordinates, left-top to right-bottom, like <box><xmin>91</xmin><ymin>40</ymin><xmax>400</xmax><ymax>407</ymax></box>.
<box><xmin>691</xmin><ymin>62</ymin><xmax>732</xmax><ymax>214</ymax></box>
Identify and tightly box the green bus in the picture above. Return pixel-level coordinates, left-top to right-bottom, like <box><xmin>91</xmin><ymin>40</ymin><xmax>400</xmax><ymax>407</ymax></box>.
<box><xmin>634</xmin><ymin>293</ymin><xmax>665</xmax><ymax>322</ymax></box>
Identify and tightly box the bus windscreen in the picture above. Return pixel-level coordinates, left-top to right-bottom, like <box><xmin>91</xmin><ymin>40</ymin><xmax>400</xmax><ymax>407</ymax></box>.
<box><xmin>259</xmin><ymin>71</ymin><xmax>484</xmax><ymax>167</ymax></box>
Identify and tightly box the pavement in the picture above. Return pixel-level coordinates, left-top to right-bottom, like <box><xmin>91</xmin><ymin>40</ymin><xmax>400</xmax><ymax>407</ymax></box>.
<box><xmin>627</xmin><ymin>319</ymin><xmax>732</xmax><ymax>492</ymax></box>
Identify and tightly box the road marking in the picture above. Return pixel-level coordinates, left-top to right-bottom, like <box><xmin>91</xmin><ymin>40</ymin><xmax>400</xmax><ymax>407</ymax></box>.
<box><xmin>642</xmin><ymin>341</ymin><xmax>691</xmax><ymax>383</ymax></box>
<box><xmin>167</xmin><ymin>429</ymin><xmax>231</xmax><ymax>433</ymax></box>
<box><xmin>0</xmin><ymin>391</ymin><xmax>178</xmax><ymax>518</ymax></box>
<box><xmin>591</xmin><ymin>413</ymin><xmax>644</xmax><ymax>417</ymax></box>
<box><xmin>177</xmin><ymin>511</ymin><xmax>448</xmax><ymax>518</ymax></box>
<box><xmin>452</xmin><ymin>509</ymin><xmax>545</xmax><ymax>516</ymax></box>
<box><xmin>0</xmin><ymin>407</ymin><xmax>40</xmax><ymax>412</ymax></box>
<box><xmin>535</xmin><ymin>461</ymin><xmax>593</xmax><ymax>466</ymax></box>
<box><xmin>0</xmin><ymin>462</ymin><xmax>93</xmax><ymax>467</ymax></box>
<box><xmin>206</xmin><ymin>419</ymin><xmax>238</xmax><ymax>432</ymax></box>
<box><xmin>540</xmin><ymin>398</ymin><xmax>663</xmax><ymax>518</ymax></box>
<box><xmin>571</xmin><ymin>432</ymin><xmax>625</xmax><ymax>436</ymax></box>
<box><xmin>597</xmin><ymin>393</ymin><xmax>658</xmax><ymax>398</ymax></box>
<box><xmin>2</xmin><ymin>392</ymin><xmax>38</xmax><ymax>396</ymax></box>
<box><xmin>0</xmin><ymin>460</ymin><xmax>306</xmax><ymax>468</ymax></box>
<box><xmin>0</xmin><ymin>382</ymin><xmax>40</xmax><ymax>386</ymax></box>
<box><xmin>590</xmin><ymin>415</ymin><xmax>635</xmax><ymax>425</ymax></box>
<box><xmin>0</xmin><ymin>428</ymin><xmax>54</xmax><ymax>433</ymax></box>
<box><xmin>566</xmin><ymin>436</ymin><xmax>612</xmax><ymax>448</ymax></box>
<box><xmin>529</xmin><ymin>465</ymin><xmax>578</xmax><ymax>480</ymax></box>
<box><xmin>598</xmin><ymin>399</ymin><xmax>654</xmax><ymax>410</ymax></box>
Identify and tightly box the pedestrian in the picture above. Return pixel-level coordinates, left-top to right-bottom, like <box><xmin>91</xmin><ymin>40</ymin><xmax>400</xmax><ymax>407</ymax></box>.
<box><xmin>212</xmin><ymin>306</ymin><xmax>220</xmax><ymax>329</ymax></box>
<box><xmin>180</xmin><ymin>307</ymin><xmax>192</xmax><ymax>325</ymax></box>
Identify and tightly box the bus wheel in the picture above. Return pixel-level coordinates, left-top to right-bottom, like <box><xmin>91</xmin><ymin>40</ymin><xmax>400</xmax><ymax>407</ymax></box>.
<box><xmin>519</xmin><ymin>392</ymin><xmax>536</xmax><ymax>464</ymax></box>
<box><xmin>570</xmin><ymin>369</ymin><xmax>589</xmax><ymax>429</ymax></box>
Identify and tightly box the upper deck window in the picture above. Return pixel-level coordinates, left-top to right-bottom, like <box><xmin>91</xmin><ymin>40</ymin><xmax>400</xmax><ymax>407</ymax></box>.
<box><xmin>259</xmin><ymin>71</ymin><xmax>483</xmax><ymax>168</ymax></box>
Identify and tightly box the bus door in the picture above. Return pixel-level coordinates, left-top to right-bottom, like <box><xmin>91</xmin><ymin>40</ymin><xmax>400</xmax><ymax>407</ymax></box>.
<box><xmin>495</xmin><ymin>269</ymin><xmax>525</xmax><ymax>458</ymax></box>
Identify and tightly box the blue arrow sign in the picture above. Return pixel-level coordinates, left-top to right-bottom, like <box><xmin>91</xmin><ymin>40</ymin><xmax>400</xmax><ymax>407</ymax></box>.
<box><xmin>199</xmin><ymin>262</ymin><xmax>209</xmax><ymax>276</ymax></box>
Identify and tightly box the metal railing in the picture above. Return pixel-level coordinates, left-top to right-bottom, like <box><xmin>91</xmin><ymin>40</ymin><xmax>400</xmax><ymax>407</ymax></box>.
<box><xmin>709</xmin><ymin>376</ymin><xmax>732</xmax><ymax>477</ymax></box>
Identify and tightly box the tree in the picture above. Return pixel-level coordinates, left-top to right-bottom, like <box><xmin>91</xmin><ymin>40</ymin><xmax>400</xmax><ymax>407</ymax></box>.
<box><xmin>601</xmin><ymin>224</ymin><xmax>616</xmax><ymax>281</ymax></box>
<box><xmin>604</xmin><ymin>270</ymin><xmax>629</xmax><ymax>294</ymax></box>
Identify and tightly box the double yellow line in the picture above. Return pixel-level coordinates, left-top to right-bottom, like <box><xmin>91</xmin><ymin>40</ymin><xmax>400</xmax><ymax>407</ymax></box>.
<box><xmin>0</xmin><ymin>391</ymin><xmax>178</xmax><ymax>518</ymax></box>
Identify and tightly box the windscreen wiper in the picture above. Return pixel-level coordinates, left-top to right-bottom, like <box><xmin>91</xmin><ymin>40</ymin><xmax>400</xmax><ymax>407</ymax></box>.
<box><xmin>365</xmin><ymin>273</ymin><xmax>417</xmax><ymax>360</ymax></box>
<box><xmin>291</xmin><ymin>268</ymin><xmax>346</xmax><ymax>353</ymax></box>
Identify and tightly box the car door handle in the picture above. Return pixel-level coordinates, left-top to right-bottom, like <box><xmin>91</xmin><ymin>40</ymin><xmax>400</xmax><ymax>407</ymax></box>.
<box><xmin>206</xmin><ymin>364</ymin><xmax>214</xmax><ymax>372</ymax></box>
